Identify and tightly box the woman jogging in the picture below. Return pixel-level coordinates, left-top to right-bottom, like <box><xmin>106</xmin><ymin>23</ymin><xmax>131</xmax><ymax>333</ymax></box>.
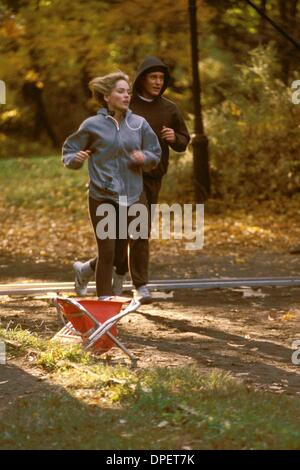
<box><xmin>62</xmin><ymin>71</ymin><xmax>161</xmax><ymax>298</ymax></box>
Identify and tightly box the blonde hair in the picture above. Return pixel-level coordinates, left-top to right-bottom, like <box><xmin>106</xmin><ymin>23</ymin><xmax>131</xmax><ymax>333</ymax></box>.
<box><xmin>89</xmin><ymin>71</ymin><xmax>129</xmax><ymax>105</ymax></box>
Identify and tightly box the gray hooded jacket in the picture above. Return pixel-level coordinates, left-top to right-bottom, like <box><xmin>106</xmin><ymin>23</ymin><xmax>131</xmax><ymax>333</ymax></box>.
<box><xmin>62</xmin><ymin>108</ymin><xmax>161</xmax><ymax>205</ymax></box>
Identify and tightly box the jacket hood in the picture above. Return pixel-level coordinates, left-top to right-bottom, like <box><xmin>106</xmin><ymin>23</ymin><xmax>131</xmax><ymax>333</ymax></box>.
<box><xmin>132</xmin><ymin>56</ymin><xmax>170</xmax><ymax>97</ymax></box>
<box><xmin>97</xmin><ymin>107</ymin><xmax>132</xmax><ymax>118</ymax></box>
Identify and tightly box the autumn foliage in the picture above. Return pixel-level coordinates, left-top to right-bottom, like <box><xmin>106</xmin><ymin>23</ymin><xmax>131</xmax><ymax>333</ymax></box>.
<box><xmin>0</xmin><ymin>0</ymin><xmax>299</xmax><ymax>200</ymax></box>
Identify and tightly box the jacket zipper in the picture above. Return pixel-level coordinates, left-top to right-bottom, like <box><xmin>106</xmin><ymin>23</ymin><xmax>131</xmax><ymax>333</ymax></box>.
<box><xmin>106</xmin><ymin>115</ymin><xmax>125</xmax><ymax>194</ymax></box>
<box><xmin>107</xmin><ymin>115</ymin><xmax>120</xmax><ymax>131</ymax></box>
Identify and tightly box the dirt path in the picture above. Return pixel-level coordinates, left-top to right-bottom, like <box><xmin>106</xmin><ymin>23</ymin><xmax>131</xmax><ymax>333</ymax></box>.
<box><xmin>1</xmin><ymin>247</ymin><xmax>300</xmax><ymax>400</ymax></box>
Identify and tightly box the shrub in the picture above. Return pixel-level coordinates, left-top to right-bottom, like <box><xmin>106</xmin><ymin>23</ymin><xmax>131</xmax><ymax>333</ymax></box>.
<box><xmin>205</xmin><ymin>44</ymin><xmax>300</xmax><ymax>201</ymax></box>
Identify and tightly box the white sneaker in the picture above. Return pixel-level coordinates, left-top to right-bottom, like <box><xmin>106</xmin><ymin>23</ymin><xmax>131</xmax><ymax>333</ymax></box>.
<box><xmin>73</xmin><ymin>261</ymin><xmax>92</xmax><ymax>296</ymax></box>
<box><xmin>133</xmin><ymin>285</ymin><xmax>152</xmax><ymax>304</ymax></box>
<box><xmin>112</xmin><ymin>270</ymin><xmax>126</xmax><ymax>295</ymax></box>
<box><xmin>98</xmin><ymin>296</ymin><xmax>113</xmax><ymax>301</ymax></box>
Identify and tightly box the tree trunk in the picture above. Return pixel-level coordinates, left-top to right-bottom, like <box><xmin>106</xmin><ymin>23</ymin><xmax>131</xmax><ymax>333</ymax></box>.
<box><xmin>188</xmin><ymin>0</ymin><xmax>210</xmax><ymax>203</ymax></box>
<box><xmin>278</xmin><ymin>0</ymin><xmax>293</xmax><ymax>83</ymax></box>
<box><xmin>22</xmin><ymin>81</ymin><xmax>58</xmax><ymax>147</ymax></box>
<box><xmin>259</xmin><ymin>0</ymin><xmax>267</xmax><ymax>40</ymax></box>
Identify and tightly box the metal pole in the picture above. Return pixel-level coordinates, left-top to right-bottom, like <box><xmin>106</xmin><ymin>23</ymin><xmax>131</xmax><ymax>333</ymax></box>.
<box><xmin>1</xmin><ymin>277</ymin><xmax>300</xmax><ymax>296</ymax></box>
<box><xmin>188</xmin><ymin>0</ymin><xmax>210</xmax><ymax>202</ymax></box>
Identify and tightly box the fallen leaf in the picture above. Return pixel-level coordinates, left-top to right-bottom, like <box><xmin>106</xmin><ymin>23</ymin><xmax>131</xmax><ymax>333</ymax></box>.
<box><xmin>178</xmin><ymin>404</ymin><xmax>198</xmax><ymax>416</ymax></box>
<box><xmin>227</xmin><ymin>342</ymin><xmax>246</xmax><ymax>348</ymax></box>
<box><xmin>157</xmin><ymin>420</ymin><xmax>169</xmax><ymax>428</ymax></box>
<box><xmin>243</xmin><ymin>288</ymin><xmax>267</xmax><ymax>298</ymax></box>
<box><xmin>282</xmin><ymin>312</ymin><xmax>296</xmax><ymax>321</ymax></box>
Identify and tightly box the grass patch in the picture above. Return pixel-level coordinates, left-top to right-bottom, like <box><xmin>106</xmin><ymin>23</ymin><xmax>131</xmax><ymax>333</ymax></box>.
<box><xmin>0</xmin><ymin>156</ymin><xmax>88</xmax><ymax>215</ymax></box>
<box><xmin>0</xmin><ymin>326</ymin><xmax>93</xmax><ymax>372</ymax></box>
<box><xmin>1</xmin><ymin>327</ymin><xmax>300</xmax><ymax>449</ymax></box>
<box><xmin>0</xmin><ymin>154</ymin><xmax>192</xmax><ymax>211</ymax></box>
<box><xmin>1</xmin><ymin>154</ymin><xmax>299</xmax><ymax>214</ymax></box>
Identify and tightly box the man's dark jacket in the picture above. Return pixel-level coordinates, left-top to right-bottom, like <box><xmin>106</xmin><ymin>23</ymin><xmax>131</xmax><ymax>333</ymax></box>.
<box><xmin>131</xmin><ymin>56</ymin><xmax>190</xmax><ymax>179</ymax></box>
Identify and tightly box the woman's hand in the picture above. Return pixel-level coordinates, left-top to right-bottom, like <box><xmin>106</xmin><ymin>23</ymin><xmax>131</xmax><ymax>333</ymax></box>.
<box><xmin>131</xmin><ymin>150</ymin><xmax>145</xmax><ymax>165</ymax></box>
<box><xmin>74</xmin><ymin>150</ymin><xmax>91</xmax><ymax>163</ymax></box>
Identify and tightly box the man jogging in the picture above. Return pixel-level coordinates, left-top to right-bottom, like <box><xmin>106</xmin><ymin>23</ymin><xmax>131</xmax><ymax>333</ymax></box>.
<box><xmin>74</xmin><ymin>56</ymin><xmax>190</xmax><ymax>303</ymax></box>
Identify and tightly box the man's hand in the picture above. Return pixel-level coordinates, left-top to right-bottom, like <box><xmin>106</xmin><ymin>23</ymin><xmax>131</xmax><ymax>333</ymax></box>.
<box><xmin>161</xmin><ymin>126</ymin><xmax>175</xmax><ymax>143</ymax></box>
<box><xmin>131</xmin><ymin>150</ymin><xmax>145</xmax><ymax>165</ymax></box>
<box><xmin>74</xmin><ymin>150</ymin><xmax>91</xmax><ymax>164</ymax></box>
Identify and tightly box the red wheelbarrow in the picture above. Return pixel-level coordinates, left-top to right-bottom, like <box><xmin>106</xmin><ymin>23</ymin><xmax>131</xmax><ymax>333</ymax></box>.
<box><xmin>53</xmin><ymin>296</ymin><xmax>141</xmax><ymax>363</ymax></box>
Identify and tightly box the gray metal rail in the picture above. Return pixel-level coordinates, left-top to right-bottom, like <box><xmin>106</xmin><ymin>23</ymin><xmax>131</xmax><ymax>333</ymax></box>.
<box><xmin>0</xmin><ymin>277</ymin><xmax>300</xmax><ymax>296</ymax></box>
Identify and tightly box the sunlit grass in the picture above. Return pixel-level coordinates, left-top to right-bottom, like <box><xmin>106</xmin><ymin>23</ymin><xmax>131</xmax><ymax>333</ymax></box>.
<box><xmin>0</xmin><ymin>326</ymin><xmax>93</xmax><ymax>371</ymax></box>
<box><xmin>0</xmin><ymin>156</ymin><xmax>88</xmax><ymax>214</ymax></box>
<box><xmin>1</xmin><ymin>326</ymin><xmax>300</xmax><ymax>449</ymax></box>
